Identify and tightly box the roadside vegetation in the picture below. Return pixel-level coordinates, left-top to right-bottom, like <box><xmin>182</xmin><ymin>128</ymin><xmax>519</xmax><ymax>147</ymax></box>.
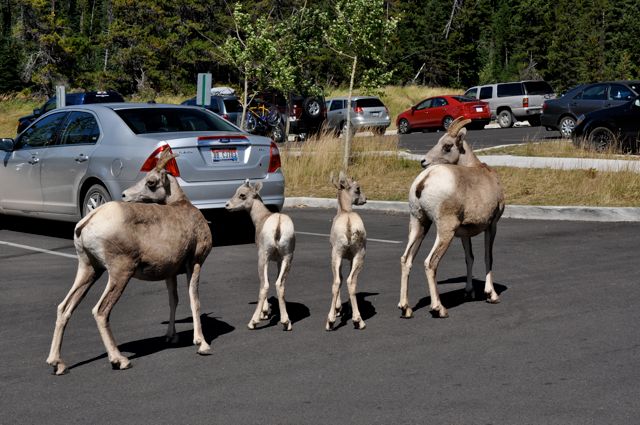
<box><xmin>281</xmin><ymin>135</ymin><xmax>640</xmax><ymax>207</ymax></box>
<box><xmin>483</xmin><ymin>139</ymin><xmax>640</xmax><ymax>160</ymax></box>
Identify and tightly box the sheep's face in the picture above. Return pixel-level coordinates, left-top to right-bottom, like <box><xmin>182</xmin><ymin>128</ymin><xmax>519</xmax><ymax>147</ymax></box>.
<box><xmin>225</xmin><ymin>179</ymin><xmax>262</xmax><ymax>211</ymax></box>
<box><xmin>122</xmin><ymin>169</ymin><xmax>171</xmax><ymax>204</ymax></box>
<box><xmin>333</xmin><ymin>172</ymin><xmax>366</xmax><ymax>206</ymax></box>
<box><xmin>421</xmin><ymin>128</ymin><xmax>467</xmax><ymax>169</ymax></box>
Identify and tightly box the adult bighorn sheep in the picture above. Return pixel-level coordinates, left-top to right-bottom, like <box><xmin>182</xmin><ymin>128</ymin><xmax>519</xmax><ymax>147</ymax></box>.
<box><xmin>225</xmin><ymin>180</ymin><xmax>296</xmax><ymax>331</ymax></box>
<box><xmin>326</xmin><ymin>172</ymin><xmax>367</xmax><ymax>331</ymax></box>
<box><xmin>46</xmin><ymin>148</ymin><xmax>213</xmax><ymax>375</ymax></box>
<box><xmin>398</xmin><ymin>117</ymin><xmax>505</xmax><ymax>319</ymax></box>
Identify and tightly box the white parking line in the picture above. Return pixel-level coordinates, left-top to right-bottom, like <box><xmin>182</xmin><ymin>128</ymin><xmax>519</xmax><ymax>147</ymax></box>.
<box><xmin>0</xmin><ymin>241</ymin><xmax>77</xmax><ymax>259</ymax></box>
<box><xmin>296</xmin><ymin>231</ymin><xmax>403</xmax><ymax>244</ymax></box>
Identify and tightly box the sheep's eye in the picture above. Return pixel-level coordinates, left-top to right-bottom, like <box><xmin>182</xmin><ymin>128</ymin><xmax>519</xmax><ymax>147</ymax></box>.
<box><xmin>239</xmin><ymin>194</ymin><xmax>246</xmax><ymax>200</ymax></box>
<box><xmin>443</xmin><ymin>144</ymin><xmax>453</xmax><ymax>153</ymax></box>
<box><xmin>146</xmin><ymin>179</ymin><xmax>157</xmax><ymax>188</ymax></box>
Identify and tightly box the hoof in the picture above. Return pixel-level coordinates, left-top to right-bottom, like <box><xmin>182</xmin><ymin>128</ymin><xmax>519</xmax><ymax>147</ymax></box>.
<box><xmin>486</xmin><ymin>296</ymin><xmax>501</xmax><ymax>304</ymax></box>
<box><xmin>335</xmin><ymin>307</ymin><xmax>342</xmax><ymax>317</ymax></box>
<box><xmin>281</xmin><ymin>321</ymin><xmax>292</xmax><ymax>331</ymax></box>
<box><xmin>197</xmin><ymin>346</ymin><xmax>212</xmax><ymax>356</ymax></box>
<box><xmin>354</xmin><ymin>320</ymin><xmax>366</xmax><ymax>330</ymax></box>
<box><xmin>399</xmin><ymin>306</ymin><xmax>413</xmax><ymax>319</ymax></box>
<box><xmin>111</xmin><ymin>358</ymin><xmax>131</xmax><ymax>370</ymax></box>
<box><xmin>259</xmin><ymin>313</ymin><xmax>269</xmax><ymax>320</ymax></box>
<box><xmin>325</xmin><ymin>320</ymin><xmax>335</xmax><ymax>331</ymax></box>
<box><xmin>47</xmin><ymin>359</ymin><xmax>67</xmax><ymax>376</ymax></box>
<box><xmin>247</xmin><ymin>321</ymin><xmax>258</xmax><ymax>330</ymax></box>
<box><xmin>430</xmin><ymin>306</ymin><xmax>449</xmax><ymax>318</ymax></box>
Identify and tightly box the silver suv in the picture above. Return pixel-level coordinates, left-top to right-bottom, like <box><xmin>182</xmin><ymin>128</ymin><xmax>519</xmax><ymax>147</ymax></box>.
<box><xmin>464</xmin><ymin>80</ymin><xmax>555</xmax><ymax>128</ymax></box>
<box><xmin>325</xmin><ymin>96</ymin><xmax>390</xmax><ymax>135</ymax></box>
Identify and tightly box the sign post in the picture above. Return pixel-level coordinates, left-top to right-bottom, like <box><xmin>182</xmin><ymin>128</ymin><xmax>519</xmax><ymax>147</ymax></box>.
<box><xmin>55</xmin><ymin>86</ymin><xmax>66</xmax><ymax>108</ymax></box>
<box><xmin>196</xmin><ymin>73</ymin><xmax>212</xmax><ymax>106</ymax></box>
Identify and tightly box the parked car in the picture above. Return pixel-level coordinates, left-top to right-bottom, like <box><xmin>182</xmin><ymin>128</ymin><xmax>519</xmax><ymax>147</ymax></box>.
<box><xmin>572</xmin><ymin>96</ymin><xmax>640</xmax><ymax>152</ymax></box>
<box><xmin>325</xmin><ymin>96</ymin><xmax>390</xmax><ymax>135</ymax></box>
<box><xmin>17</xmin><ymin>90</ymin><xmax>125</xmax><ymax>134</ymax></box>
<box><xmin>541</xmin><ymin>80</ymin><xmax>640</xmax><ymax>138</ymax></box>
<box><xmin>464</xmin><ymin>80</ymin><xmax>555</xmax><ymax>128</ymax></box>
<box><xmin>254</xmin><ymin>90</ymin><xmax>326</xmax><ymax>140</ymax></box>
<box><xmin>396</xmin><ymin>95</ymin><xmax>490</xmax><ymax>134</ymax></box>
<box><xmin>181</xmin><ymin>93</ymin><xmax>244</xmax><ymax>126</ymax></box>
<box><xmin>0</xmin><ymin>103</ymin><xmax>285</xmax><ymax>222</ymax></box>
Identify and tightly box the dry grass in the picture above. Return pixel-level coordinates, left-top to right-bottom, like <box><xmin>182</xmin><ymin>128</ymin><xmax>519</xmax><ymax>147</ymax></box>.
<box><xmin>282</xmin><ymin>135</ymin><xmax>640</xmax><ymax>207</ymax></box>
<box><xmin>483</xmin><ymin>139</ymin><xmax>640</xmax><ymax>160</ymax></box>
<box><xmin>327</xmin><ymin>85</ymin><xmax>462</xmax><ymax>129</ymax></box>
<box><xmin>0</xmin><ymin>94</ymin><xmax>42</xmax><ymax>138</ymax></box>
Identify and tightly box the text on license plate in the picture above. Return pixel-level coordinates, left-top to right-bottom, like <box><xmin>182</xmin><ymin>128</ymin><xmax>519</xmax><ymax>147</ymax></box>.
<box><xmin>370</xmin><ymin>111</ymin><xmax>381</xmax><ymax>117</ymax></box>
<box><xmin>211</xmin><ymin>148</ymin><xmax>238</xmax><ymax>162</ymax></box>
<box><xmin>475</xmin><ymin>107</ymin><xmax>484</xmax><ymax>112</ymax></box>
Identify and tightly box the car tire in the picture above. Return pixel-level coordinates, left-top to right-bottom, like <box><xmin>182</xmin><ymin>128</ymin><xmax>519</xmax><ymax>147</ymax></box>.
<box><xmin>587</xmin><ymin>127</ymin><xmax>617</xmax><ymax>152</ymax></box>
<box><xmin>303</xmin><ymin>97</ymin><xmax>322</xmax><ymax>118</ymax></box>
<box><xmin>442</xmin><ymin>116</ymin><xmax>454</xmax><ymax>130</ymax></box>
<box><xmin>82</xmin><ymin>184</ymin><xmax>111</xmax><ymax>218</ymax></box>
<box><xmin>497</xmin><ymin>110</ymin><xmax>514</xmax><ymax>128</ymax></box>
<box><xmin>271</xmin><ymin>123</ymin><xmax>286</xmax><ymax>144</ymax></box>
<box><xmin>559</xmin><ymin>116</ymin><xmax>576</xmax><ymax>139</ymax></box>
<box><xmin>398</xmin><ymin>119</ymin><xmax>411</xmax><ymax>134</ymax></box>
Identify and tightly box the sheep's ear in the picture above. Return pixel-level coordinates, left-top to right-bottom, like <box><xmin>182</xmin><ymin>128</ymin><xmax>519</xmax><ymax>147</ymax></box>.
<box><xmin>329</xmin><ymin>171</ymin><xmax>340</xmax><ymax>189</ymax></box>
<box><xmin>253</xmin><ymin>181</ymin><xmax>263</xmax><ymax>193</ymax></box>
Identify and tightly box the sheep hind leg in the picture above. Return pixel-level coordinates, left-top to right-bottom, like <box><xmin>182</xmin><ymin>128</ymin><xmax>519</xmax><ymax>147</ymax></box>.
<box><xmin>187</xmin><ymin>263</ymin><xmax>211</xmax><ymax>354</ymax></box>
<box><xmin>425</xmin><ymin>230</ymin><xmax>454</xmax><ymax>318</ymax></box>
<box><xmin>347</xmin><ymin>252</ymin><xmax>366</xmax><ymax>330</ymax></box>
<box><xmin>46</xmin><ymin>261</ymin><xmax>103</xmax><ymax>375</ymax></box>
<box><xmin>399</xmin><ymin>215</ymin><xmax>429</xmax><ymax>318</ymax></box>
<box><xmin>248</xmin><ymin>254</ymin><xmax>270</xmax><ymax>329</ymax></box>
<box><xmin>91</xmin><ymin>267</ymin><xmax>134</xmax><ymax>370</ymax></box>
<box><xmin>484</xmin><ymin>224</ymin><xmax>500</xmax><ymax>304</ymax></box>
<box><xmin>165</xmin><ymin>275</ymin><xmax>180</xmax><ymax>344</ymax></box>
<box><xmin>461</xmin><ymin>236</ymin><xmax>475</xmax><ymax>300</ymax></box>
<box><xmin>326</xmin><ymin>251</ymin><xmax>343</xmax><ymax>331</ymax></box>
<box><xmin>275</xmin><ymin>255</ymin><xmax>293</xmax><ymax>331</ymax></box>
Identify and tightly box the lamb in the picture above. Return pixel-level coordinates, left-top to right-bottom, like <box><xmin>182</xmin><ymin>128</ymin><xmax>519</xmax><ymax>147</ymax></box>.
<box><xmin>398</xmin><ymin>117</ymin><xmax>505</xmax><ymax>319</ymax></box>
<box><xmin>225</xmin><ymin>180</ymin><xmax>296</xmax><ymax>331</ymax></box>
<box><xmin>326</xmin><ymin>172</ymin><xmax>367</xmax><ymax>330</ymax></box>
<box><xmin>46</xmin><ymin>148</ymin><xmax>213</xmax><ymax>375</ymax></box>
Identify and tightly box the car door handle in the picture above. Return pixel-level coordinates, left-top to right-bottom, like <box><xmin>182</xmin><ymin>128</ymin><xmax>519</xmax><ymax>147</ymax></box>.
<box><xmin>74</xmin><ymin>154</ymin><xmax>88</xmax><ymax>163</ymax></box>
<box><xmin>28</xmin><ymin>156</ymin><xmax>39</xmax><ymax>165</ymax></box>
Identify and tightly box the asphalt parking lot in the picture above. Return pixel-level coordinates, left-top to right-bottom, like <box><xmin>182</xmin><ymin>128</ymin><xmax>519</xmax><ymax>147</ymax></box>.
<box><xmin>1</xmin><ymin>208</ymin><xmax>639</xmax><ymax>424</ymax></box>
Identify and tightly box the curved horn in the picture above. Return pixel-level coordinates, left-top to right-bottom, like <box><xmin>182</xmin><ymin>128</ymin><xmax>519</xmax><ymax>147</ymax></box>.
<box><xmin>155</xmin><ymin>148</ymin><xmax>178</xmax><ymax>171</ymax></box>
<box><xmin>447</xmin><ymin>117</ymin><xmax>472</xmax><ymax>136</ymax></box>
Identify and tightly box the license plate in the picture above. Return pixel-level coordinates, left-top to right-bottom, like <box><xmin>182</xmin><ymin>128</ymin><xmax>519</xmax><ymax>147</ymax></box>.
<box><xmin>475</xmin><ymin>106</ymin><xmax>484</xmax><ymax>112</ymax></box>
<box><xmin>211</xmin><ymin>148</ymin><xmax>238</xmax><ymax>162</ymax></box>
<box><xmin>370</xmin><ymin>111</ymin><xmax>381</xmax><ymax>117</ymax></box>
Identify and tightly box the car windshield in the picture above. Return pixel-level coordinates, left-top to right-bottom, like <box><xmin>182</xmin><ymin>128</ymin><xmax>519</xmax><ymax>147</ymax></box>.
<box><xmin>523</xmin><ymin>81</ymin><xmax>554</xmax><ymax>95</ymax></box>
<box><xmin>452</xmin><ymin>96</ymin><xmax>477</xmax><ymax>103</ymax></box>
<box><xmin>115</xmin><ymin>107</ymin><xmax>238</xmax><ymax>134</ymax></box>
<box><xmin>355</xmin><ymin>98</ymin><xmax>384</xmax><ymax>108</ymax></box>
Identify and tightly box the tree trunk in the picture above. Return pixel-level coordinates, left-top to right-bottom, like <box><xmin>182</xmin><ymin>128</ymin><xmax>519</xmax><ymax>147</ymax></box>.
<box><xmin>241</xmin><ymin>75</ymin><xmax>248</xmax><ymax>130</ymax></box>
<box><xmin>343</xmin><ymin>54</ymin><xmax>357</xmax><ymax>171</ymax></box>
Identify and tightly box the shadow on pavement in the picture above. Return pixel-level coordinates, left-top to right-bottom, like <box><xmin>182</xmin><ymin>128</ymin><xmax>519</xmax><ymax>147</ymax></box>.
<box><xmin>412</xmin><ymin>277</ymin><xmax>508</xmax><ymax>315</ymax></box>
<box><xmin>331</xmin><ymin>291</ymin><xmax>378</xmax><ymax>330</ymax></box>
<box><xmin>247</xmin><ymin>296</ymin><xmax>311</xmax><ymax>330</ymax></box>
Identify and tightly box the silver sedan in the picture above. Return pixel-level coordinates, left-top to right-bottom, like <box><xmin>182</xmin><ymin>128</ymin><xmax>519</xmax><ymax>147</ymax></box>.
<box><xmin>0</xmin><ymin>103</ymin><xmax>285</xmax><ymax>222</ymax></box>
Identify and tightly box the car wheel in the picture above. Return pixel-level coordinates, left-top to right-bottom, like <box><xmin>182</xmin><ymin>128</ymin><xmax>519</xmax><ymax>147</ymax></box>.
<box><xmin>497</xmin><ymin>110</ymin><xmax>514</xmax><ymax>128</ymax></box>
<box><xmin>587</xmin><ymin>127</ymin><xmax>617</xmax><ymax>152</ymax></box>
<box><xmin>82</xmin><ymin>184</ymin><xmax>111</xmax><ymax>217</ymax></box>
<box><xmin>303</xmin><ymin>97</ymin><xmax>322</xmax><ymax>118</ymax></box>
<box><xmin>398</xmin><ymin>119</ymin><xmax>410</xmax><ymax>134</ymax></box>
<box><xmin>442</xmin><ymin>116</ymin><xmax>454</xmax><ymax>130</ymax></box>
<box><xmin>271</xmin><ymin>123</ymin><xmax>286</xmax><ymax>144</ymax></box>
<box><xmin>559</xmin><ymin>116</ymin><xmax>576</xmax><ymax>139</ymax></box>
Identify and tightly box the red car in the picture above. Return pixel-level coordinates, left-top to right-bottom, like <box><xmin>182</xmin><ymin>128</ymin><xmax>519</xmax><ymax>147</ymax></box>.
<box><xmin>396</xmin><ymin>95</ymin><xmax>491</xmax><ymax>134</ymax></box>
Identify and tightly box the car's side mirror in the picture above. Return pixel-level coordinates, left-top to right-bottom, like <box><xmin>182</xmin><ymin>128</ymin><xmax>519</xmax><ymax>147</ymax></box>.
<box><xmin>0</xmin><ymin>138</ymin><xmax>15</xmax><ymax>152</ymax></box>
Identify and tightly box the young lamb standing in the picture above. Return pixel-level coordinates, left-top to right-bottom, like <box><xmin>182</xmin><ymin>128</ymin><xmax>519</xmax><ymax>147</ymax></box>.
<box><xmin>46</xmin><ymin>149</ymin><xmax>213</xmax><ymax>375</ymax></box>
<box><xmin>326</xmin><ymin>172</ymin><xmax>368</xmax><ymax>330</ymax></box>
<box><xmin>398</xmin><ymin>117</ymin><xmax>505</xmax><ymax>319</ymax></box>
<box><xmin>225</xmin><ymin>180</ymin><xmax>296</xmax><ymax>331</ymax></box>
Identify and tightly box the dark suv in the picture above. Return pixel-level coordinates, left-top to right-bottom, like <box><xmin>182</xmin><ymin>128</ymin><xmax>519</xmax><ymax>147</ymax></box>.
<box><xmin>255</xmin><ymin>90</ymin><xmax>326</xmax><ymax>140</ymax></box>
<box><xmin>181</xmin><ymin>94</ymin><xmax>244</xmax><ymax>127</ymax></box>
<box><xmin>17</xmin><ymin>90</ymin><xmax>125</xmax><ymax>134</ymax></box>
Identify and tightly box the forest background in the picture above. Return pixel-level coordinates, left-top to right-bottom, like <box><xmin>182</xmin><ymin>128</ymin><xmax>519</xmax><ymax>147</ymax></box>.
<box><xmin>0</xmin><ymin>0</ymin><xmax>639</xmax><ymax>97</ymax></box>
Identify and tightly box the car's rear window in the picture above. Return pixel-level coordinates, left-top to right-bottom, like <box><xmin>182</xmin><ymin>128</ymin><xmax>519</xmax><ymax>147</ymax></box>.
<box><xmin>223</xmin><ymin>98</ymin><xmax>243</xmax><ymax>113</ymax></box>
<box><xmin>355</xmin><ymin>98</ymin><xmax>385</xmax><ymax>108</ymax></box>
<box><xmin>452</xmin><ymin>96</ymin><xmax>477</xmax><ymax>103</ymax></box>
<box><xmin>497</xmin><ymin>83</ymin><xmax>524</xmax><ymax>97</ymax></box>
<box><xmin>523</xmin><ymin>81</ymin><xmax>554</xmax><ymax>95</ymax></box>
<box><xmin>115</xmin><ymin>107</ymin><xmax>238</xmax><ymax>134</ymax></box>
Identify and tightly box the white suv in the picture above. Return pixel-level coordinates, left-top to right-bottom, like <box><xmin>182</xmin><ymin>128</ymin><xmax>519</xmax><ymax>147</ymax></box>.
<box><xmin>464</xmin><ymin>80</ymin><xmax>555</xmax><ymax>128</ymax></box>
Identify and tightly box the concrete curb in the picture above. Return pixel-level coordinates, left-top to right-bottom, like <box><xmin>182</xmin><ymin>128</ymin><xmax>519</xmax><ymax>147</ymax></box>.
<box><xmin>284</xmin><ymin>197</ymin><xmax>640</xmax><ymax>222</ymax></box>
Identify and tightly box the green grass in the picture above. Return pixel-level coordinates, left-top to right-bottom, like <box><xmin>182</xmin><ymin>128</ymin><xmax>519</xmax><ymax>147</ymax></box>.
<box><xmin>482</xmin><ymin>139</ymin><xmax>640</xmax><ymax>160</ymax></box>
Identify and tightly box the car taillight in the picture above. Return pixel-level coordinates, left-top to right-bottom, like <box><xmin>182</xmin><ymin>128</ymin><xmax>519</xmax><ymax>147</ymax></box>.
<box><xmin>292</xmin><ymin>104</ymin><xmax>302</xmax><ymax>119</ymax></box>
<box><xmin>268</xmin><ymin>141</ymin><xmax>281</xmax><ymax>173</ymax></box>
<box><xmin>354</xmin><ymin>106</ymin><xmax>363</xmax><ymax>114</ymax></box>
<box><xmin>523</xmin><ymin>97</ymin><xmax>529</xmax><ymax>108</ymax></box>
<box><xmin>140</xmin><ymin>145</ymin><xmax>180</xmax><ymax>177</ymax></box>
<box><xmin>542</xmin><ymin>102</ymin><xmax>548</xmax><ymax>111</ymax></box>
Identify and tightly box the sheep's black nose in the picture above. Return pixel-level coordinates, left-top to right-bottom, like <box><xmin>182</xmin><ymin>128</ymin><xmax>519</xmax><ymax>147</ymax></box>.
<box><xmin>122</xmin><ymin>193</ymin><xmax>126</xmax><ymax>198</ymax></box>
<box><xmin>421</xmin><ymin>159</ymin><xmax>428</xmax><ymax>168</ymax></box>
